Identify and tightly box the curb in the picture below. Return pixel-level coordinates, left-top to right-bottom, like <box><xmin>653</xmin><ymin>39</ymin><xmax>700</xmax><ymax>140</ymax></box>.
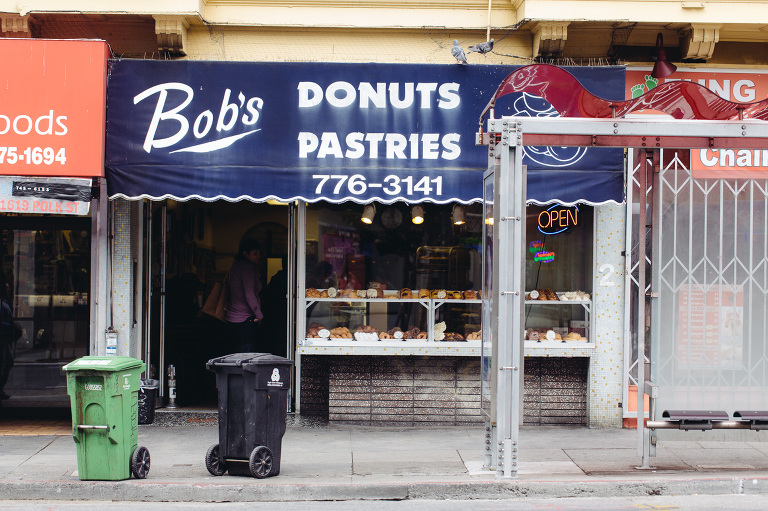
<box><xmin>3</xmin><ymin>477</ymin><xmax>768</xmax><ymax>502</ymax></box>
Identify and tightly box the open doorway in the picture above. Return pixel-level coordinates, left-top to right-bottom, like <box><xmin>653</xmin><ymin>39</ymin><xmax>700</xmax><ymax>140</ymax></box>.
<box><xmin>144</xmin><ymin>200</ymin><xmax>292</xmax><ymax>409</ymax></box>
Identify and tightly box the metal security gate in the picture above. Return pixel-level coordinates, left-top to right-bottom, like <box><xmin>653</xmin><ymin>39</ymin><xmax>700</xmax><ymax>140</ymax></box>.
<box><xmin>625</xmin><ymin>148</ymin><xmax>768</xmax><ymax>422</ymax></box>
<box><xmin>623</xmin><ymin>149</ymin><xmax>653</xmax><ymax>424</ymax></box>
<box><xmin>648</xmin><ymin>151</ymin><xmax>768</xmax><ymax>412</ymax></box>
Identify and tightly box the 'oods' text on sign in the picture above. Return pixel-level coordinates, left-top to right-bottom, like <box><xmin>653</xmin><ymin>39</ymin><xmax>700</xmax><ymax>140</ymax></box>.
<box><xmin>0</xmin><ymin>39</ymin><xmax>109</xmax><ymax>177</ymax></box>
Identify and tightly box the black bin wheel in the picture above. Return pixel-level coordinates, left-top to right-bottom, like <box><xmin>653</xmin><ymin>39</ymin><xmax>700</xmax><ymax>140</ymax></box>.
<box><xmin>131</xmin><ymin>446</ymin><xmax>151</xmax><ymax>479</ymax></box>
<box><xmin>205</xmin><ymin>444</ymin><xmax>227</xmax><ymax>476</ymax></box>
<box><xmin>248</xmin><ymin>445</ymin><xmax>274</xmax><ymax>479</ymax></box>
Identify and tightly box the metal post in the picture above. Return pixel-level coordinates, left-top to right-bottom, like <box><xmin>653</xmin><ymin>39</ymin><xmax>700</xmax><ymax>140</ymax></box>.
<box><xmin>494</xmin><ymin>120</ymin><xmax>526</xmax><ymax>478</ymax></box>
<box><xmin>90</xmin><ymin>178</ymin><xmax>109</xmax><ymax>356</ymax></box>
<box><xmin>295</xmin><ymin>202</ymin><xmax>307</xmax><ymax>414</ymax></box>
<box><xmin>166</xmin><ymin>364</ymin><xmax>177</xmax><ymax>409</ymax></box>
<box><xmin>287</xmin><ymin>201</ymin><xmax>298</xmax><ymax>412</ymax></box>
<box><xmin>158</xmin><ymin>204</ymin><xmax>167</xmax><ymax>400</ymax></box>
<box><xmin>637</xmin><ymin>149</ymin><xmax>658</xmax><ymax>469</ymax></box>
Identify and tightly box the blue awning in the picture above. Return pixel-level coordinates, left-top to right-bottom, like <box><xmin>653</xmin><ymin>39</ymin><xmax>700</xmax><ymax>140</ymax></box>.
<box><xmin>105</xmin><ymin>61</ymin><xmax>625</xmax><ymax>205</ymax></box>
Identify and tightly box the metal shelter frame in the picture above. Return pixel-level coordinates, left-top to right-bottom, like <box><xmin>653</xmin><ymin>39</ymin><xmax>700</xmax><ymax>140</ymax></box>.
<box><xmin>481</xmin><ymin>115</ymin><xmax>768</xmax><ymax>477</ymax></box>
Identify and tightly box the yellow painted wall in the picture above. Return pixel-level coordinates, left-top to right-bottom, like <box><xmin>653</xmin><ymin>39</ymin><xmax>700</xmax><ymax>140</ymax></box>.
<box><xmin>186</xmin><ymin>27</ymin><xmax>533</xmax><ymax>64</ymax></box>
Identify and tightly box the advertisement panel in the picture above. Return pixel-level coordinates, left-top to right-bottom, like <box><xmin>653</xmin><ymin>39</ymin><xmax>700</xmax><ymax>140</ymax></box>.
<box><xmin>626</xmin><ymin>69</ymin><xmax>768</xmax><ymax>179</ymax></box>
<box><xmin>676</xmin><ymin>285</ymin><xmax>744</xmax><ymax>369</ymax></box>
<box><xmin>0</xmin><ymin>39</ymin><xmax>109</xmax><ymax>177</ymax></box>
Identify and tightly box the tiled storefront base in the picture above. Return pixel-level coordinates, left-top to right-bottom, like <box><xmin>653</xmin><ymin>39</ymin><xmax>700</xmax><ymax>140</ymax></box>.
<box><xmin>331</xmin><ymin>356</ymin><xmax>482</xmax><ymax>426</ymax></box>
<box><xmin>300</xmin><ymin>355</ymin><xmax>588</xmax><ymax>427</ymax></box>
<box><xmin>524</xmin><ymin>357</ymin><xmax>588</xmax><ymax>426</ymax></box>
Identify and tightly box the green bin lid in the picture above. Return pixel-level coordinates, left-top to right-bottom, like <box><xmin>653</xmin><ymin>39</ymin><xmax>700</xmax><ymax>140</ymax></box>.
<box><xmin>62</xmin><ymin>356</ymin><xmax>145</xmax><ymax>372</ymax></box>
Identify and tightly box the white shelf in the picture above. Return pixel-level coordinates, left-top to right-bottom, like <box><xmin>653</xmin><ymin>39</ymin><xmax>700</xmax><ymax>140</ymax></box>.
<box><xmin>306</xmin><ymin>297</ymin><xmax>481</xmax><ymax>303</ymax></box>
<box><xmin>298</xmin><ymin>338</ymin><xmax>481</xmax><ymax>356</ymax></box>
<box><xmin>524</xmin><ymin>341</ymin><xmax>595</xmax><ymax>358</ymax></box>
<box><xmin>524</xmin><ymin>297</ymin><xmax>592</xmax><ymax>345</ymax></box>
<box><xmin>525</xmin><ymin>300</ymin><xmax>590</xmax><ymax>305</ymax></box>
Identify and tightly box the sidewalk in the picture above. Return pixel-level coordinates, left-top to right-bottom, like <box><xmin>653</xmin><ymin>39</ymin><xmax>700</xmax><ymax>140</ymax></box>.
<box><xmin>3</xmin><ymin>416</ymin><xmax>768</xmax><ymax>502</ymax></box>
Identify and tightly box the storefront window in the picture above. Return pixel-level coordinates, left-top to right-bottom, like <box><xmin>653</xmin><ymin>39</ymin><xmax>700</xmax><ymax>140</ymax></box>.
<box><xmin>304</xmin><ymin>202</ymin><xmax>482</xmax><ymax>340</ymax></box>
<box><xmin>524</xmin><ymin>204</ymin><xmax>593</xmax><ymax>341</ymax></box>
<box><xmin>1</xmin><ymin>218</ymin><xmax>90</xmax><ymax>405</ymax></box>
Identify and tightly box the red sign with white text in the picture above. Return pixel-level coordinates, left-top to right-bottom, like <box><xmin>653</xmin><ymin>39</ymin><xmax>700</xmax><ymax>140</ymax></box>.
<box><xmin>627</xmin><ymin>68</ymin><xmax>768</xmax><ymax>179</ymax></box>
<box><xmin>0</xmin><ymin>39</ymin><xmax>109</xmax><ymax>177</ymax></box>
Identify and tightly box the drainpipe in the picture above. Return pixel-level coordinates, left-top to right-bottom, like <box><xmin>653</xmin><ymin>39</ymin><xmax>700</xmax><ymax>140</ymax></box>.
<box><xmin>486</xmin><ymin>0</ymin><xmax>492</xmax><ymax>42</ymax></box>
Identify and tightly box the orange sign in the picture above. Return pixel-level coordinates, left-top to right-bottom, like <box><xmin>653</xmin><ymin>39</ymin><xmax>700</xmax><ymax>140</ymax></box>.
<box><xmin>0</xmin><ymin>39</ymin><xmax>109</xmax><ymax>177</ymax></box>
<box><xmin>690</xmin><ymin>149</ymin><xmax>768</xmax><ymax>179</ymax></box>
<box><xmin>627</xmin><ymin>68</ymin><xmax>768</xmax><ymax>179</ymax></box>
<box><xmin>626</xmin><ymin>69</ymin><xmax>768</xmax><ymax>104</ymax></box>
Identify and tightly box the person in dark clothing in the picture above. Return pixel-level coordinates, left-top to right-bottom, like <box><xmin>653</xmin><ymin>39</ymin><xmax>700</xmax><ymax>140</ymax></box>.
<box><xmin>0</xmin><ymin>277</ymin><xmax>19</xmax><ymax>400</ymax></box>
<box><xmin>226</xmin><ymin>239</ymin><xmax>264</xmax><ymax>353</ymax></box>
<box><xmin>260</xmin><ymin>255</ymin><xmax>289</xmax><ymax>358</ymax></box>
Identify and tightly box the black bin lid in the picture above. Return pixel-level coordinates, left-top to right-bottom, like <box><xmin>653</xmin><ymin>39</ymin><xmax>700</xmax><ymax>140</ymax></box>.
<box><xmin>206</xmin><ymin>352</ymin><xmax>293</xmax><ymax>371</ymax></box>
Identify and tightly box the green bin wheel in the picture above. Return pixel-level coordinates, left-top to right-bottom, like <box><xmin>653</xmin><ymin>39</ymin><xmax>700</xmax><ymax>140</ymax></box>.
<box><xmin>131</xmin><ymin>446</ymin><xmax>151</xmax><ymax>479</ymax></box>
<box><xmin>205</xmin><ymin>444</ymin><xmax>227</xmax><ymax>476</ymax></box>
<box><xmin>248</xmin><ymin>445</ymin><xmax>273</xmax><ymax>479</ymax></box>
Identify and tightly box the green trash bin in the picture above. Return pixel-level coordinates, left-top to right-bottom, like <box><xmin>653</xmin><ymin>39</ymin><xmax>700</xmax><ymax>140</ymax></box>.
<box><xmin>63</xmin><ymin>356</ymin><xmax>151</xmax><ymax>481</ymax></box>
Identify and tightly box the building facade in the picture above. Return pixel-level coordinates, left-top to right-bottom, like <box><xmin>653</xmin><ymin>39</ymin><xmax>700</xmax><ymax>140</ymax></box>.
<box><xmin>2</xmin><ymin>1</ymin><xmax>767</xmax><ymax>427</ymax></box>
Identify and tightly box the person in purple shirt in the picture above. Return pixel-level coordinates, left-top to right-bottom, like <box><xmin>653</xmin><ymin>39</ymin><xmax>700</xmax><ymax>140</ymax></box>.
<box><xmin>226</xmin><ymin>239</ymin><xmax>264</xmax><ymax>353</ymax></box>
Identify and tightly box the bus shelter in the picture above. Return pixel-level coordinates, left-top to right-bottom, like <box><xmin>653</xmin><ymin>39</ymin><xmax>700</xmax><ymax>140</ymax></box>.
<box><xmin>479</xmin><ymin>65</ymin><xmax>768</xmax><ymax>477</ymax></box>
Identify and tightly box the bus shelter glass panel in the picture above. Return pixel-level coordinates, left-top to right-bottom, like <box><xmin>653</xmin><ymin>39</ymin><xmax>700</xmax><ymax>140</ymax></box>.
<box><xmin>481</xmin><ymin>172</ymin><xmax>494</xmax><ymax>417</ymax></box>
<box><xmin>653</xmin><ymin>154</ymin><xmax>768</xmax><ymax>413</ymax></box>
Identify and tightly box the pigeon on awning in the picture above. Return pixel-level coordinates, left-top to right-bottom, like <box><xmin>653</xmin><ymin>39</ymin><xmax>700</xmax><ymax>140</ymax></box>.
<box><xmin>468</xmin><ymin>38</ymin><xmax>494</xmax><ymax>55</ymax></box>
<box><xmin>451</xmin><ymin>40</ymin><xmax>468</xmax><ymax>65</ymax></box>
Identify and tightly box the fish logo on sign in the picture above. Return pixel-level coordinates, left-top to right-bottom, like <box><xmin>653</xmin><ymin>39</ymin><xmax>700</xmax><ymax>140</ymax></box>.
<box><xmin>511</xmin><ymin>93</ymin><xmax>588</xmax><ymax>168</ymax></box>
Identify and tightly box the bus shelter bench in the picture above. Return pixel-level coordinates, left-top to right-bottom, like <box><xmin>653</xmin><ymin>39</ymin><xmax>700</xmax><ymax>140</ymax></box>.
<box><xmin>663</xmin><ymin>410</ymin><xmax>729</xmax><ymax>430</ymax></box>
<box><xmin>647</xmin><ymin>410</ymin><xmax>729</xmax><ymax>431</ymax></box>
<box><xmin>647</xmin><ymin>410</ymin><xmax>768</xmax><ymax>431</ymax></box>
<box><xmin>734</xmin><ymin>411</ymin><xmax>768</xmax><ymax>431</ymax></box>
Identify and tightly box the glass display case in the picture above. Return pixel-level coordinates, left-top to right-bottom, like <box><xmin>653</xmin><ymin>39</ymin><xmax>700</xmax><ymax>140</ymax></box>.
<box><xmin>300</xmin><ymin>293</ymin><xmax>482</xmax><ymax>356</ymax></box>
<box><xmin>299</xmin><ymin>201</ymin><xmax>483</xmax><ymax>356</ymax></box>
<box><xmin>523</xmin><ymin>204</ymin><xmax>594</xmax><ymax>347</ymax></box>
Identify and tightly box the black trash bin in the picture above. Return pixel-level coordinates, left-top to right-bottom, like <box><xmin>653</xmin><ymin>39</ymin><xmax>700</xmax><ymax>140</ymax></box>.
<box><xmin>138</xmin><ymin>379</ymin><xmax>159</xmax><ymax>425</ymax></box>
<box><xmin>204</xmin><ymin>353</ymin><xmax>293</xmax><ymax>478</ymax></box>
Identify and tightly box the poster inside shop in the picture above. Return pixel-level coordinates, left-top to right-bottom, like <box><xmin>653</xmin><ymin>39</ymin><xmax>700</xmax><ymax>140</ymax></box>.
<box><xmin>676</xmin><ymin>286</ymin><xmax>744</xmax><ymax>369</ymax></box>
<box><xmin>0</xmin><ymin>176</ymin><xmax>92</xmax><ymax>215</ymax></box>
<box><xmin>319</xmin><ymin>230</ymin><xmax>365</xmax><ymax>290</ymax></box>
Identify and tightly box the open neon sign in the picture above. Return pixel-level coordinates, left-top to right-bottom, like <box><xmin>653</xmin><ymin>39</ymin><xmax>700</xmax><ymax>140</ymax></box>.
<box><xmin>538</xmin><ymin>204</ymin><xmax>579</xmax><ymax>235</ymax></box>
<box><xmin>534</xmin><ymin>251</ymin><xmax>555</xmax><ymax>263</ymax></box>
<box><xmin>529</xmin><ymin>240</ymin><xmax>544</xmax><ymax>254</ymax></box>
